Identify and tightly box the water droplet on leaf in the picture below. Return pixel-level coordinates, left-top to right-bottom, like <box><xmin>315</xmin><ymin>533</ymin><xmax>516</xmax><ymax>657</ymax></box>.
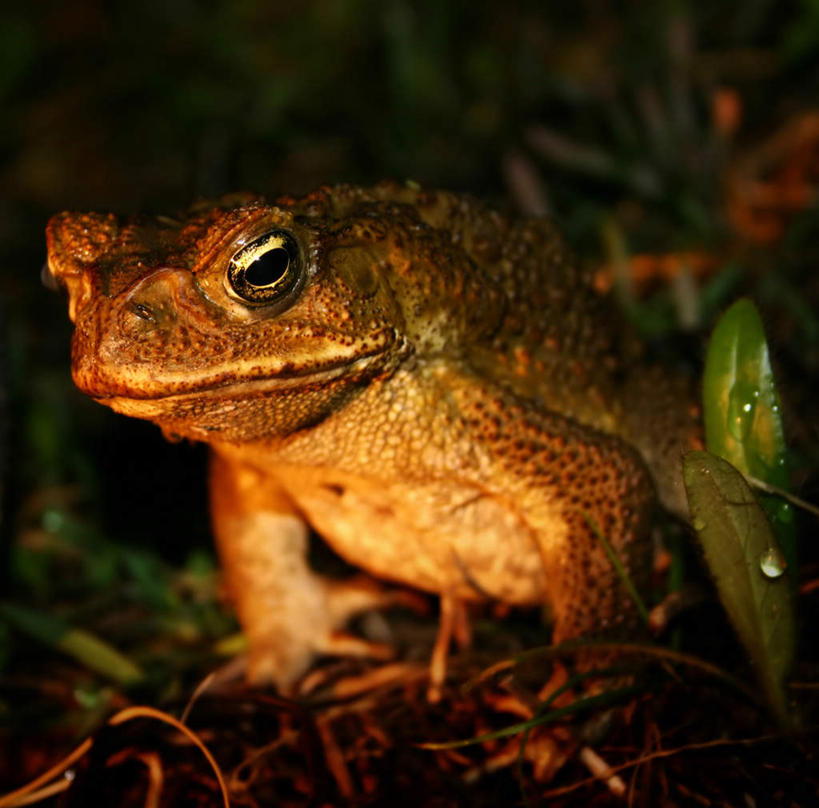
<box><xmin>728</xmin><ymin>381</ymin><xmax>759</xmax><ymax>441</ymax></box>
<box><xmin>759</xmin><ymin>547</ymin><xmax>786</xmax><ymax>579</ymax></box>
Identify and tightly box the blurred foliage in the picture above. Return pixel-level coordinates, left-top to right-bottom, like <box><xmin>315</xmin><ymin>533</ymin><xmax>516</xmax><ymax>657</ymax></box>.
<box><xmin>1</xmin><ymin>0</ymin><xmax>818</xmax><ymax>800</ymax></box>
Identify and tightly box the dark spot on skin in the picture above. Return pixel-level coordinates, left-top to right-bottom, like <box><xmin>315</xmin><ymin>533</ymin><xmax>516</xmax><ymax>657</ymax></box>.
<box><xmin>324</xmin><ymin>483</ymin><xmax>344</xmax><ymax>496</ymax></box>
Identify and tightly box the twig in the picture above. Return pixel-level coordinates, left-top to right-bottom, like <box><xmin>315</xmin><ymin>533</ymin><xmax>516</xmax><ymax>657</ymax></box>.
<box><xmin>745</xmin><ymin>474</ymin><xmax>819</xmax><ymax>519</ymax></box>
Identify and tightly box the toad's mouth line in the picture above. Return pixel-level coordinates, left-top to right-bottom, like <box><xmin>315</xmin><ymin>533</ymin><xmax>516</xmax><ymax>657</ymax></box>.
<box><xmin>89</xmin><ymin>349</ymin><xmax>391</xmax><ymax>407</ymax></box>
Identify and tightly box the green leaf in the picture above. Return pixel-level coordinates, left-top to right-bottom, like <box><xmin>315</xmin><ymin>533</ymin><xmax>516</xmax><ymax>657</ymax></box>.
<box><xmin>0</xmin><ymin>603</ymin><xmax>144</xmax><ymax>685</ymax></box>
<box><xmin>683</xmin><ymin>451</ymin><xmax>794</xmax><ymax>725</ymax></box>
<box><xmin>703</xmin><ymin>298</ymin><xmax>796</xmax><ymax>577</ymax></box>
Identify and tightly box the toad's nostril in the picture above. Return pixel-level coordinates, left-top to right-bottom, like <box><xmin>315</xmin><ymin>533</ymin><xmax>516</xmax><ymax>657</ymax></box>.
<box><xmin>130</xmin><ymin>301</ymin><xmax>156</xmax><ymax>323</ymax></box>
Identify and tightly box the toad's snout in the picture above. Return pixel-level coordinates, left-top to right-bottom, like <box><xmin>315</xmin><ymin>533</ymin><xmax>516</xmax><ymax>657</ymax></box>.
<box><xmin>45</xmin><ymin>211</ymin><xmax>120</xmax><ymax>321</ymax></box>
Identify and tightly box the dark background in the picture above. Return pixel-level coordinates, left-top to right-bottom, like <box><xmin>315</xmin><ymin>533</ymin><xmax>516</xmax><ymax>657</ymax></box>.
<box><xmin>1</xmin><ymin>2</ymin><xmax>818</xmax><ymax>797</ymax></box>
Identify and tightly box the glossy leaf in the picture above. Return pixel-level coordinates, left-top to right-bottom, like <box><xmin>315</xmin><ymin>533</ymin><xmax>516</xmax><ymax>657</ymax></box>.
<box><xmin>683</xmin><ymin>451</ymin><xmax>794</xmax><ymax>724</ymax></box>
<box><xmin>703</xmin><ymin>298</ymin><xmax>796</xmax><ymax>574</ymax></box>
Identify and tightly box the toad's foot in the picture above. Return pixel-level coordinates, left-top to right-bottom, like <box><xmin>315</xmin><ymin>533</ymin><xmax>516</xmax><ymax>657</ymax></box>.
<box><xmin>242</xmin><ymin>573</ymin><xmax>399</xmax><ymax>689</ymax></box>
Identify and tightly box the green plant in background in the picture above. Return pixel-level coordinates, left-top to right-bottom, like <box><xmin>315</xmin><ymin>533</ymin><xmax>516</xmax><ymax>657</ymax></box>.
<box><xmin>0</xmin><ymin>603</ymin><xmax>143</xmax><ymax>685</ymax></box>
<box><xmin>685</xmin><ymin>298</ymin><xmax>796</xmax><ymax>725</ymax></box>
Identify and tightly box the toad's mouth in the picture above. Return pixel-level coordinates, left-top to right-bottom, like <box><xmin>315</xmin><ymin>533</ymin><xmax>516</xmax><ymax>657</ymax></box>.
<box><xmin>73</xmin><ymin>316</ymin><xmax>409</xmax><ymax>403</ymax></box>
<box><xmin>90</xmin><ymin>349</ymin><xmax>391</xmax><ymax>415</ymax></box>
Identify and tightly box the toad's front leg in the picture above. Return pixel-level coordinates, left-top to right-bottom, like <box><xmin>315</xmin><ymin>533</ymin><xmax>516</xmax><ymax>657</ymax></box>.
<box><xmin>209</xmin><ymin>450</ymin><xmax>391</xmax><ymax>689</ymax></box>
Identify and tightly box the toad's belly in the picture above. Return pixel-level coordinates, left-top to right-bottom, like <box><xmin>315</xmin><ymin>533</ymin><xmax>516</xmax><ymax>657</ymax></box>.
<box><xmin>282</xmin><ymin>472</ymin><xmax>562</xmax><ymax>604</ymax></box>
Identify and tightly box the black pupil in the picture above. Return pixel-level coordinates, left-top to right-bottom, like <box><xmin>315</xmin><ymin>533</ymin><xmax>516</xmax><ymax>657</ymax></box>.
<box><xmin>245</xmin><ymin>247</ymin><xmax>289</xmax><ymax>288</ymax></box>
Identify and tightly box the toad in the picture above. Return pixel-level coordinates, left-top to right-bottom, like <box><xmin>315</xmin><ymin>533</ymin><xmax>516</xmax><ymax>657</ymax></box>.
<box><xmin>46</xmin><ymin>183</ymin><xmax>700</xmax><ymax>690</ymax></box>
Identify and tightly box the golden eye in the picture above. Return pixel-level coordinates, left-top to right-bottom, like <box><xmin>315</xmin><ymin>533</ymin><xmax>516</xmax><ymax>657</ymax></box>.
<box><xmin>227</xmin><ymin>230</ymin><xmax>302</xmax><ymax>306</ymax></box>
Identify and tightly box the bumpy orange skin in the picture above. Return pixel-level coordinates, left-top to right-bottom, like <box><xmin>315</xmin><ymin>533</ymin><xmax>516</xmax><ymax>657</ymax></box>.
<box><xmin>46</xmin><ymin>183</ymin><xmax>700</xmax><ymax>687</ymax></box>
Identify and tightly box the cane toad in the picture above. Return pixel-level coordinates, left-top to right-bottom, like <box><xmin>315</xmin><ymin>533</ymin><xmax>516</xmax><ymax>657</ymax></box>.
<box><xmin>46</xmin><ymin>183</ymin><xmax>700</xmax><ymax>688</ymax></box>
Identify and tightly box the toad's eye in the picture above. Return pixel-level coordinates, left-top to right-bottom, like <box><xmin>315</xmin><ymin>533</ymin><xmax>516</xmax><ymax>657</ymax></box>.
<box><xmin>226</xmin><ymin>230</ymin><xmax>303</xmax><ymax>306</ymax></box>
